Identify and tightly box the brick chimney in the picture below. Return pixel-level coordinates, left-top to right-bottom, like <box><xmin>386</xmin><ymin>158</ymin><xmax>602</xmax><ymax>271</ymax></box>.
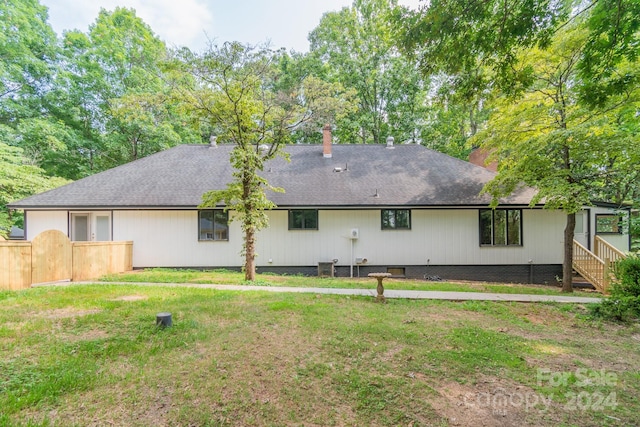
<box><xmin>469</xmin><ymin>147</ymin><xmax>498</xmax><ymax>172</ymax></box>
<box><xmin>323</xmin><ymin>124</ymin><xmax>332</xmax><ymax>158</ymax></box>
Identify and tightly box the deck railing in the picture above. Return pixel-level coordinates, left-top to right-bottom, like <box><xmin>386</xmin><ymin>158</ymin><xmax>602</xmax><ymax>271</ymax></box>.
<box><xmin>594</xmin><ymin>235</ymin><xmax>627</xmax><ymax>265</ymax></box>
<box><xmin>573</xmin><ymin>238</ymin><xmax>627</xmax><ymax>294</ymax></box>
<box><xmin>573</xmin><ymin>240</ymin><xmax>609</xmax><ymax>293</ymax></box>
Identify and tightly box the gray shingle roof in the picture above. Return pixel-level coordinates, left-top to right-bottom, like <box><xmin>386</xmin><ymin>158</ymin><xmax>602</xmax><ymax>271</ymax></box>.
<box><xmin>9</xmin><ymin>144</ymin><xmax>537</xmax><ymax>209</ymax></box>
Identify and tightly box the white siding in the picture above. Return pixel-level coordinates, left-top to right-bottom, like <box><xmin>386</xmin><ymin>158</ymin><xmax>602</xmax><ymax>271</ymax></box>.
<box><xmin>25</xmin><ymin>210</ymin><xmax>68</xmax><ymax>240</ymax></box>
<box><xmin>590</xmin><ymin>206</ymin><xmax>630</xmax><ymax>252</ymax></box>
<box><xmin>25</xmin><ymin>208</ymin><xmax>567</xmax><ymax>268</ymax></box>
<box><xmin>113</xmin><ymin>210</ymin><xmax>245</xmax><ymax>267</ymax></box>
<box><xmin>256</xmin><ymin>209</ymin><xmax>565</xmax><ymax>267</ymax></box>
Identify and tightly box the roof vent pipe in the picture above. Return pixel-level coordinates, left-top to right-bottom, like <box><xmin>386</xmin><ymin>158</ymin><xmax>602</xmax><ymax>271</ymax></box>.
<box><xmin>323</xmin><ymin>124</ymin><xmax>332</xmax><ymax>158</ymax></box>
<box><xmin>210</xmin><ymin>135</ymin><xmax>217</xmax><ymax>147</ymax></box>
<box><xmin>386</xmin><ymin>136</ymin><xmax>394</xmax><ymax>149</ymax></box>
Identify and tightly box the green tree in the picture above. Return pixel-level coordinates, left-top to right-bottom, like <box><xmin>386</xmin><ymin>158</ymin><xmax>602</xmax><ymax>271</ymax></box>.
<box><xmin>420</xmin><ymin>71</ymin><xmax>491</xmax><ymax>158</ymax></box>
<box><xmin>394</xmin><ymin>0</ymin><xmax>569</xmax><ymax>156</ymax></box>
<box><xmin>0</xmin><ymin>0</ymin><xmax>78</xmax><ymax>178</ymax></box>
<box><xmin>398</xmin><ymin>0</ymin><xmax>640</xmax><ymax>290</ymax></box>
<box><xmin>472</xmin><ymin>26</ymin><xmax>640</xmax><ymax>292</ymax></box>
<box><xmin>178</xmin><ymin>42</ymin><xmax>354</xmax><ymax>280</ymax></box>
<box><xmin>0</xmin><ymin>138</ymin><xmax>68</xmax><ymax>236</ymax></box>
<box><xmin>578</xmin><ymin>0</ymin><xmax>640</xmax><ymax>106</ymax></box>
<box><xmin>90</xmin><ymin>8</ymin><xmax>199</xmax><ymax>168</ymax></box>
<box><xmin>50</xmin><ymin>8</ymin><xmax>199</xmax><ymax>177</ymax></box>
<box><xmin>44</xmin><ymin>29</ymin><xmax>105</xmax><ymax>178</ymax></box>
<box><xmin>309</xmin><ymin>0</ymin><xmax>428</xmax><ymax>144</ymax></box>
<box><xmin>0</xmin><ymin>0</ymin><xmax>57</xmax><ymax>122</ymax></box>
<box><xmin>395</xmin><ymin>0</ymin><xmax>568</xmax><ymax>98</ymax></box>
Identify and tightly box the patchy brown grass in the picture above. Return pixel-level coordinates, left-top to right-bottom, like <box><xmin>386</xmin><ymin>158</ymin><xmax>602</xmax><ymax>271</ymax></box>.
<box><xmin>1</xmin><ymin>285</ymin><xmax>638</xmax><ymax>426</ymax></box>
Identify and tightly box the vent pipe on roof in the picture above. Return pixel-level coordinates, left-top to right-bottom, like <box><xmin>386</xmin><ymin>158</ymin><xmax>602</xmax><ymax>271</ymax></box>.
<box><xmin>323</xmin><ymin>124</ymin><xmax>332</xmax><ymax>158</ymax></box>
<box><xmin>210</xmin><ymin>135</ymin><xmax>217</xmax><ymax>147</ymax></box>
<box><xmin>386</xmin><ymin>136</ymin><xmax>395</xmax><ymax>149</ymax></box>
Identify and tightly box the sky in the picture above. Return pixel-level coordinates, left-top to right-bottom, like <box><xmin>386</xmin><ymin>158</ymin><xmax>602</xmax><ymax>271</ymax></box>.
<box><xmin>40</xmin><ymin>0</ymin><xmax>423</xmax><ymax>53</ymax></box>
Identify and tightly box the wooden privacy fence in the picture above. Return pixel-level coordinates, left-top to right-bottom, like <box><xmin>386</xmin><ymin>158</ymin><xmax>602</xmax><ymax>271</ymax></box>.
<box><xmin>72</xmin><ymin>241</ymin><xmax>133</xmax><ymax>281</ymax></box>
<box><xmin>0</xmin><ymin>241</ymin><xmax>31</xmax><ymax>290</ymax></box>
<box><xmin>31</xmin><ymin>229</ymin><xmax>73</xmax><ymax>284</ymax></box>
<box><xmin>0</xmin><ymin>230</ymin><xmax>133</xmax><ymax>291</ymax></box>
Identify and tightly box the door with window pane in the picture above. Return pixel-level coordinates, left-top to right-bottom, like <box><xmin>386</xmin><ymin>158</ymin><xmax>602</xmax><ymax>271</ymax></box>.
<box><xmin>71</xmin><ymin>214</ymin><xmax>90</xmax><ymax>241</ymax></box>
<box><xmin>94</xmin><ymin>214</ymin><xmax>111</xmax><ymax>241</ymax></box>
<box><xmin>71</xmin><ymin>212</ymin><xmax>111</xmax><ymax>241</ymax></box>
<box><xmin>574</xmin><ymin>210</ymin><xmax>589</xmax><ymax>249</ymax></box>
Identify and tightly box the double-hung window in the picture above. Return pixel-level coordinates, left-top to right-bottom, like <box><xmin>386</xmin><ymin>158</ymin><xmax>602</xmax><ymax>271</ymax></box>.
<box><xmin>479</xmin><ymin>209</ymin><xmax>522</xmax><ymax>246</ymax></box>
<box><xmin>289</xmin><ymin>209</ymin><xmax>318</xmax><ymax>230</ymax></box>
<box><xmin>199</xmin><ymin>210</ymin><xmax>229</xmax><ymax>241</ymax></box>
<box><xmin>381</xmin><ymin>209</ymin><xmax>411</xmax><ymax>230</ymax></box>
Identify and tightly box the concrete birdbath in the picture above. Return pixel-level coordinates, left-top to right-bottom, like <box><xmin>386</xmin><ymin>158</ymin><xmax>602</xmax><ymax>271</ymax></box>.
<box><xmin>368</xmin><ymin>273</ymin><xmax>392</xmax><ymax>303</ymax></box>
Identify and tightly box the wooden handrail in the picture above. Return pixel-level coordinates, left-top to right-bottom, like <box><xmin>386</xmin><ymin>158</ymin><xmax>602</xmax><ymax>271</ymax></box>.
<box><xmin>594</xmin><ymin>235</ymin><xmax>627</xmax><ymax>263</ymax></box>
<box><xmin>573</xmin><ymin>240</ymin><xmax>608</xmax><ymax>294</ymax></box>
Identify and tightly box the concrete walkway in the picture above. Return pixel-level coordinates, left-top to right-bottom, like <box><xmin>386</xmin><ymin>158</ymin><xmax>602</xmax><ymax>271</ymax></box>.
<box><xmin>62</xmin><ymin>281</ymin><xmax>603</xmax><ymax>304</ymax></box>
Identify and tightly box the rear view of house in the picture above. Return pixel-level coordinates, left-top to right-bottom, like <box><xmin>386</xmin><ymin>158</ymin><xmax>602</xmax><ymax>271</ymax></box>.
<box><xmin>9</xmin><ymin>135</ymin><xmax>630</xmax><ymax>284</ymax></box>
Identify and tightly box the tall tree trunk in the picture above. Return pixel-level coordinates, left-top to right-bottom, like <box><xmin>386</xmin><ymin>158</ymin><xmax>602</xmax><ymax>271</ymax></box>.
<box><xmin>245</xmin><ymin>224</ymin><xmax>256</xmax><ymax>281</ymax></box>
<box><xmin>562</xmin><ymin>213</ymin><xmax>576</xmax><ymax>293</ymax></box>
<box><xmin>242</xmin><ymin>170</ymin><xmax>256</xmax><ymax>282</ymax></box>
<box><xmin>133</xmin><ymin>138</ymin><xmax>138</xmax><ymax>161</ymax></box>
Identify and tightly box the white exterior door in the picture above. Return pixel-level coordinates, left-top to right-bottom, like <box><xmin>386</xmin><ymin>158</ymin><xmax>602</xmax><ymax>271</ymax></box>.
<box><xmin>70</xmin><ymin>212</ymin><xmax>111</xmax><ymax>241</ymax></box>
<box><xmin>94</xmin><ymin>214</ymin><xmax>111</xmax><ymax>241</ymax></box>
<box><xmin>574</xmin><ymin>210</ymin><xmax>589</xmax><ymax>249</ymax></box>
<box><xmin>71</xmin><ymin>213</ymin><xmax>90</xmax><ymax>241</ymax></box>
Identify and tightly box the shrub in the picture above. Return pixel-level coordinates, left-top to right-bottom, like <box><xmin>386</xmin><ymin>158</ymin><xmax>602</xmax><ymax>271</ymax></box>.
<box><xmin>612</xmin><ymin>254</ymin><xmax>640</xmax><ymax>297</ymax></box>
<box><xmin>591</xmin><ymin>295</ymin><xmax>640</xmax><ymax>322</ymax></box>
<box><xmin>630</xmin><ymin>214</ymin><xmax>639</xmax><ymax>252</ymax></box>
<box><xmin>591</xmin><ymin>255</ymin><xmax>640</xmax><ymax>322</ymax></box>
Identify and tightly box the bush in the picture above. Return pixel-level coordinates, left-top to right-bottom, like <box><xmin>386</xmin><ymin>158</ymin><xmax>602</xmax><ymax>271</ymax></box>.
<box><xmin>612</xmin><ymin>254</ymin><xmax>640</xmax><ymax>297</ymax></box>
<box><xmin>630</xmin><ymin>214</ymin><xmax>639</xmax><ymax>252</ymax></box>
<box><xmin>591</xmin><ymin>295</ymin><xmax>640</xmax><ymax>322</ymax></box>
<box><xmin>591</xmin><ymin>255</ymin><xmax>640</xmax><ymax>322</ymax></box>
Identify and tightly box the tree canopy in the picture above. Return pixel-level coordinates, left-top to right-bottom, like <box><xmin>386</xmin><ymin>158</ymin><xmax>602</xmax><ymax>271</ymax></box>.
<box><xmin>0</xmin><ymin>141</ymin><xmax>68</xmax><ymax>236</ymax></box>
<box><xmin>176</xmin><ymin>42</ymin><xmax>355</xmax><ymax>280</ymax></box>
<box><xmin>309</xmin><ymin>0</ymin><xmax>429</xmax><ymax>145</ymax></box>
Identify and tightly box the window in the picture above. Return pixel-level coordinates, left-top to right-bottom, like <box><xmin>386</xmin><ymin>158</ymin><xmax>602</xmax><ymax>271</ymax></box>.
<box><xmin>479</xmin><ymin>209</ymin><xmax>522</xmax><ymax>246</ymax></box>
<box><xmin>381</xmin><ymin>209</ymin><xmax>411</xmax><ymax>230</ymax></box>
<box><xmin>289</xmin><ymin>209</ymin><xmax>318</xmax><ymax>230</ymax></box>
<box><xmin>199</xmin><ymin>210</ymin><xmax>229</xmax><ymax>241</ymax></box>
<box><xmin>595</xmin><ymin>214</ymin><xmax>622</xmax><ymax>234</ymax></box>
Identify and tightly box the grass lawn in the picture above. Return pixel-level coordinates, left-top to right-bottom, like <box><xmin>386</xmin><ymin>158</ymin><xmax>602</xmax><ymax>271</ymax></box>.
<box><xmin>100</xmin><ymin>268</ymin><xmax>598</xmax><ymax>297</ymax></box>
<box><xmin>1</xmin><ymin>284</ymin><xmax>638</xmax><ymax>426</ymax></box>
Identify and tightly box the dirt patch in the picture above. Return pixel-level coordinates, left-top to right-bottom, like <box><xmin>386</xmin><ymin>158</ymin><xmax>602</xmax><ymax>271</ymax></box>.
<box><xmin>42</xmin><ymin>308</ymin><xmax>101</xmax><ymax>319</ymax></box>
<box><xmin>110</xmin><ymin>295</ymin><xmax>148</xmax><ymax>302</ymax></box>
<box><xmin>63</xmin><ymin>329</ymin><xmax>111</xmax><ymax>342</ymax></box>
<box><xmin>404</xmin><ymin>305</ymin><xmax>497</xmax><ymax>325</ymax></box>
<box><xmin>33</xmin><ymin>383</ymin><xmax>175</xmax><ymax>427</ymax></box>
<box><xmin>428</xmin><ymin>376</ymin><xmax>556</xmax><ymax>427</ymax></box>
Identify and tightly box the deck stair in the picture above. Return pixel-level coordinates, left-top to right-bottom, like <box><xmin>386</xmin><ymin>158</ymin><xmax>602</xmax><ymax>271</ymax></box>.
<box><xmin>572</xmin><ymin>236</ymin><xmax>627</xmax><ymax>294</ymax></box>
